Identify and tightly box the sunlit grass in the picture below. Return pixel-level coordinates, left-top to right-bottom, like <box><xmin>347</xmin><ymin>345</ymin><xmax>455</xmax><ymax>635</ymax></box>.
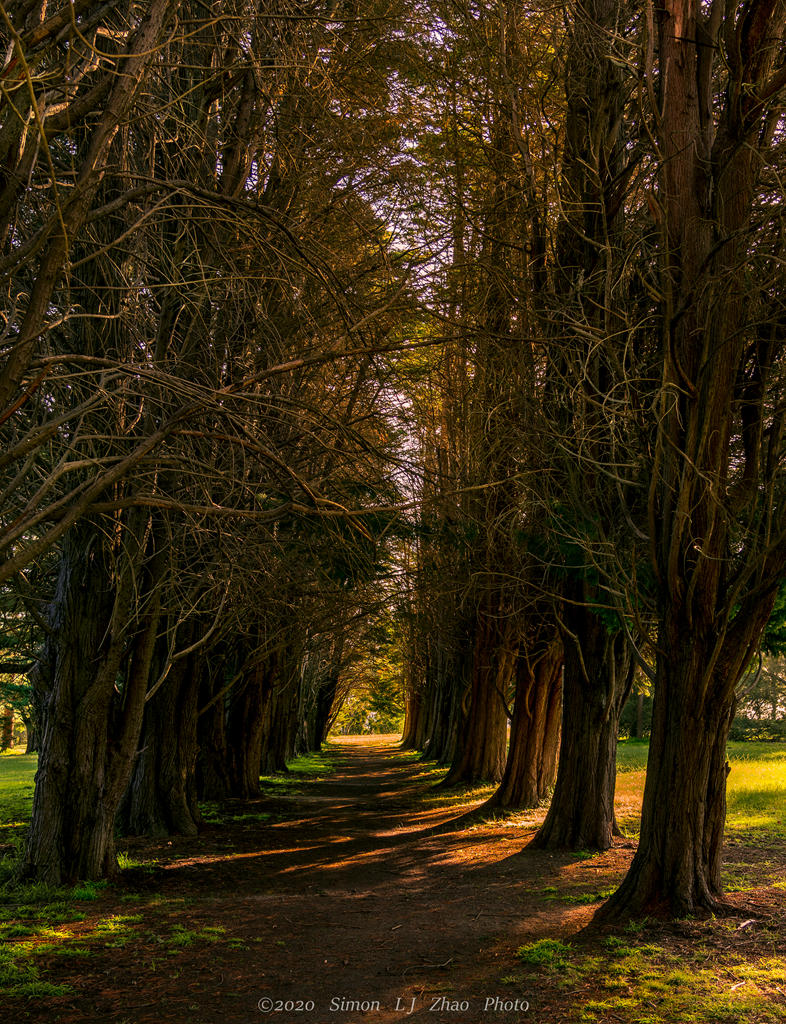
<box><xmin>725</xmin><ymin>750</ymin><xmax>786</xmax><ymax>840</ymax></box>
<box><xmin>257</xmin><ymin>744</ymin><xmax>343</xmax><ymax>792</ymax></box>
<box><xmin>0</xmin><ymin>737</ymin><xmax>783</xmax><ymax>1011</ymax></box>
<box><xmin>512</xmin><ymin>931</ymin><xmax>786</xmax><ymax>1024</ymax></box>
<box><xmin>616</xmin><ymin>739</ymin><xmax>650</xmax><ymax>772</ymax></box>
<box><xmin>0</xmin><ymin>942</ymin><xmax>73</xmax><ymax>998</ymax></box>
<box><xmin>416</xmin><ymin>781</ymin><xmax>497</xmax><ymax>811</ymax></box>
<box><xmin>0</xmin><ymin>752</ymin><xmax>36</xmax><ymax>829</ymax></box>
<box><xmin>116</xmin><ymin>851</ymin><xmax>159</xmax><ymax>872</ymax></box>
<box><xmin>614</xmin><ymin>740</ymin><xmax>786</xmax><ymax>842</ymax></box>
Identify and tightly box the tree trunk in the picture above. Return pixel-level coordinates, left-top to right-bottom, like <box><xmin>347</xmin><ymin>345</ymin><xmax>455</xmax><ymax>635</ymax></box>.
<box><xmin>422</xmin><ymin>634</ymin><xmax>469</xmax><ymax>764</ymax></box>
<box><xmin>296</xmin><ymin>643</ymin><xmax>340</xmax><ymax>754</ymax></box>
<box><xmin>400</xmin><ymin>684</ymin><xmax>423</xmax><ymax>749</ymax></box>
<box><xmin>597</xmin><ymin>0</ymin><xmax>786</xmax><ymax>920</ymax></box>
<box><xmin>598</xmin><ymin>606</ymin><xmax>771</xmax><ymax>920</ymax></box>
<box><xmin>439</xmin><ymin>613</ymin><xmax>512</xmax><ymax>787</ymax></box>
<box><xmin>532</xmin><ymin>604</ymin><xmax>633</xmax><ymax>851</ymax></box>
<box><xmin>0</xmin><ymin>707</ymin><xmax>13</xmax><ymax>750</ymax></box>
<box><xmin>401</xmin><ymin>631</ymin><xmax>428</xmax><ymax>750</ymax></box>
<box><xmin>260</xmin><ymin>667</ymin><xmax>299</xmax><ymax>774</ymax></box>
<box><xmin>23</xmin><ymin>714</ymin><xmax>39</xmax><ymax>754</ymax></box>
<box><xmin>486</xmin><ymin>637</ymin><xmax>562</xmax><ymax>809</ymax></box>
<box><xmin>635</xmin><ymin>691</ymin><xmax>644</xmax><ymax>739</ymax></box>
<box><xmin>23</xmin><ymin>522</ymin><xmax>161</xmax><ymax>883</ymax></box>
<box><xmin>312</xmin><ymin>669</ymin><xmax>339</xmax><ymax>749</ymax></box>
<box><xmin>118</xmin><ymin>647</ymin><xmax>202</xmax><ymax>837</ymax></box>
<box><xmin>599</xmin><ymin>643</ymin><xmax>734</xmax><ymax>917</ymax></box>
<box><xmin>225</xmin><ymin>654</ymin><xmax>275</xmax><ymax>799</ymax></box>
<box><xmin>196</xmin><ymin>662</ymin><xmax>232</xmax><ymax>801</ymax></box>
<box><xmin>24</xmin><ymin>666</ymin><xmax>45</xmax><ymax>754</ymax></box>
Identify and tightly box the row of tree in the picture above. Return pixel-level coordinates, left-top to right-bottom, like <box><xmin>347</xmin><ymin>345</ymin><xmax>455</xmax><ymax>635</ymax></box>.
<box><xmin>1</xmin><ymin>0</ymin><xmax>419</xmax><ymax>882</ymax></box>
<box><xmin>1</xmin><ymin>0</ymin><xmax>785</xmax><ymax>921</ymax></box>
<box><xmin>398</xmin><ymin>0</ymin><xmax>786</xmax><ymax>919</ymax></box>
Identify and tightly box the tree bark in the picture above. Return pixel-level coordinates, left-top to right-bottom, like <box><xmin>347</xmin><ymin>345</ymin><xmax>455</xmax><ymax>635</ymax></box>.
<box><xmin>400</xmin><ymin>685</ymin><xmax>423</xmax><ymax>749</ymax></box>
<box><xmin>23</xmin><ymin>521</ymin><xmax>162</xmax><ymax>883</ymax></box>
<box><xmin>597</xmin><ymin>0</ymin><xmax>786</xmax><ymax>919</ymax></box>
<box><xmin>118</xmin><ymin>646</ymin><xmax>202</xmax><ymax>837</ymax></box>
<box><xmin>23</xmin><ymin>714</ymin><xmax>39</xmax><ymax>754</ymax></box>
<box><xmin>533</xmin><ymin>606</ymin><xmax>633</xmax><ymax>851</ymax></box>
<box><xmin>296</xmin><ymin>640</ymin><xmax>342</xmax><ymax>753</ymax></box>
<box><xmin>0</xmin><ymin>707</ymin><xmax>13</xmax><ymax>751</ymax></box>
<box><xmin>225</xmin><ymin>654</ymin><xmax>275</xmax><ymax>799</ymax></box>
<box><xmin>635</xmin><ymin>691</ymin><xmax>645</xmax><ymax>739</ymax></box>
<box><xmin>260</xmin><ymin>663</ymin><xmax>299</xmax><ymax>774</ymax></box>
<box><xmin>439</xmin><ymin>612</ymin><xmax>512</xmax><ymax>787</ymax></box>
<box><xmin>311</xmin><ymin>669</ymin><xmax>340</xmax><ymax>750</ymax></box>
<box><xmin>401</xmin><ymin>626</ymin><xmax>429</xmax><ymax>750</ymax></box>
<box><xmin>599</xmin><ymin>635</ymin><xmax>737</xmax><ymax>917</ymax></box>
<box><xmin>485</xmin><ymin>637</ymin><xmax>562</xmax><ymax>809</ymax></box>
<box><xmin>196</xmin><ymin>661</ymin><xmax>232</xmax><ymax>801</ymax></box>
<box><xmin>421</xmin><ymin>629</ymin><xmax>470</xmax><ymax>764</ymax></box>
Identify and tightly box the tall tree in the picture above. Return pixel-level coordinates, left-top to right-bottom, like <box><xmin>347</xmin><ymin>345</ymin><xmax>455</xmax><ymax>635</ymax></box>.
<box><xmin>600</xmin><ymin>0</ymin><xmax>786</xmax><ymax>917</ymax></box>
<box><xmin>524</xmin><ymin>0</ymin><xmax>645</xmax><ymax>851</ymax></box>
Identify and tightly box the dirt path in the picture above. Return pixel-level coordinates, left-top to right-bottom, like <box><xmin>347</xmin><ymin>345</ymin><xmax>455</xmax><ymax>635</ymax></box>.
<box><xmin>36</xmin><ymin>737</ymin><xmax>626</xmax><ymax>1024</ymax></box>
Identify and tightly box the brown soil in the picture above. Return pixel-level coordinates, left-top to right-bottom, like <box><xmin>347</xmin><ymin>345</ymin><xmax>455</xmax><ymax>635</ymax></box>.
<box><xmin>14</xmin><ymin>736</ymin><xmax>786</xmax><ymax>1024</ymax></box>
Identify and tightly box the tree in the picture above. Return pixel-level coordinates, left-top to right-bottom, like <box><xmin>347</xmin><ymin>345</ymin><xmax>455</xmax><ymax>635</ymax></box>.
<box><xmin>516</xmin><ymin>0</ymin><xmax>645</xmax><ymax>851</ymax></box>
<box><xmin>484</xmin><ymin>630</ymin><xmax>562</xmax><ymax>810</ymax></box>
<box><xmin>403</xmin><ymin>0</ymin><xmax>560</xmax><ymax>788</ymax></box>
<box><xmin>599</xmin><ymin>0</ymin><xmax>786</xmax><ymax>918</ymax></box>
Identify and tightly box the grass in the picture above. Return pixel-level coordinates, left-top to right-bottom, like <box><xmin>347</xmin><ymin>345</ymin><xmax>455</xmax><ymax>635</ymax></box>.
<box><xmin>724</xmin><ymin>746</ymin><xmax>786</xmax><ymax>840</ymax></box>
<box><xmin>0</xmin><ymin>752</ymin><xmax>36</xmax><ymax>863</ymax></box>
<box><xmin>0</xmin><ymin>752</ymin><xmax>37</xmax><ymax>800</ymax></box>
<box><xmin>0</xmin><ymin>888</ymin><xmax>136</xmax><ymax>996</ymax></box>
<box><xmin>253</xmin><ymin>745</ymin><xmax>344</xmax><ymax>797</ymax></box>
<box><xmin>199</xmin><ymin>746</ymin><xmax>346</xmax><ymax>825</ymax></box>
<box><xmin>0</xmin><ymin>903</ymin><xmax>239</xmax><ymax>996</ymax></box>
<box><xmin>614</xmin><ymin>739</ymin><xmax>786</xmax><ymax>840</ymax></box>
<box><xmin>165</xmin><ymin>924</ymin><xmax>226</xmax><ymax>948</ymax></box>
<box><xmin>615</xmin><ymin>738</ymin><xmax>651</xmax><ymax>772</ymax></box>
<box><xmin>0</xmin><ymin>885</ymin><xmax>245</xmax><ymax>993</ymax></box>
<box><xmin>541</xmin><ymin>884</ymin><xmax>619</xmax><ymax>905</ymax></box>
<box><xmin>513</xmin><ymin>930</ymin><xmax>786</xmax><ymax>1023</ymax></box>
<box><xmin>116</xmin><ymin>851</ymin><xmax>159</xmax><ymax>872</ymax></box>
<box><xmin>508</xmin><ymin>740</ymin><xmax>786</xmax><ymax>1022</ymax></box>
<box><xmin>0</xmin><ymin>942</ymin><xmax>73</xmax><ymax>998</ymax></box>
<box><xmin>416</xmin><ymin>781</ymin><xmax>498</xmax><ymax>810</ymax></box>
<box><xmin>406</xmin><ymin>739</ymin><xmax>786</xmax><ymax>845</ymax></box>
<box><xmin>517</xmin><ymin>938</ymin><xmax>573</xmax><ymax>968</ymax></box>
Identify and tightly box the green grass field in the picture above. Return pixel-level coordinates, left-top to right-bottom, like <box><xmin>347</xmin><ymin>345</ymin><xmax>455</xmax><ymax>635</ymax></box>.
<box><xmin>613</xmin><ymin>739</ymin><xmax>786</xmax><ymax>841</ymax></box>
<box><xmin>0</xmin><ymin>752</ymin><xmax>36</xmax><ymax>848</ymax></box>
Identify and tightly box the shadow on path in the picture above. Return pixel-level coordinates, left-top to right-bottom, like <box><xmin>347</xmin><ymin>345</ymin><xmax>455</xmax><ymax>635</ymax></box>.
<box><xmin>40</xmin><ymin>736</ymin><xmax>606</xmax><ymax>1024</ymax></box>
